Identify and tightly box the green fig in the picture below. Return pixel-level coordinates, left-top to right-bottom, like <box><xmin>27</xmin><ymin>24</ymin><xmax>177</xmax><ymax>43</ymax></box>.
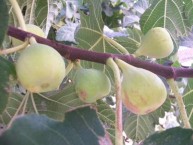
<box><xmin>135</xmin><ymin>27</ymin><xmax>174</xmax><ymax>58</ymax></box>
<box><xmin>12</xmin><ymin>24</ymin><xmax>45</xmax><ymax>46</ymax></box>
<box><xmin>16</xmin><ymin>43</ymin><xmax>65</xmax><ymax>93</ymax></box>
<box><xmin>116</xmin><ymin>59</ymin><xmax>167</xmax><ymax>115</ymax></box>
<box><xmin>75</xmin><ymin>68</ymin><xmax>111</xmax><ymax>103</ymax></box>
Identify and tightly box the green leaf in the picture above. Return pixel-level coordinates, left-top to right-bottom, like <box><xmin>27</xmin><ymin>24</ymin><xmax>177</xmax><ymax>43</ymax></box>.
<box><xmin>124</xmin><ymin>113</ymin><xmax>154</xmax><ymax>142</ymax></box>
<box><xmin>29</xmin><ymin>83</ymin><xmax>88</xmax><ymax>120</ymax></box>
<box><xmin>184</xmin><ymin>0</ymin><xmax>193</xmax><ymax>27</ymax></box>
<box><xmin>140</xmin><ymin>0</ymin><xmax>187</xmax><ymax>50</ymax></box>
<box><xmin>97</xmin><ymin>100</ymin><xmax>115</xmax><ymax>143</ymax></box>
<box><xmin>123</xmin><ymin>98</ymin><xmax>171</xmax><ymax>141</ymax></box>
<box><xmin>76</xmin><ymin>0</ymin><xmax>126</xmax><ymax>70</ymax></box>
<box><xmin>0</xmin><ymin>107</ymin><xmax>113</xmax><ymax>145</ymax></box>
<box><xmin>183</xmin><ymin>77</ymin><xmax>193</xmax><ymax>127</ymax></box>
<box><xmin>0</xmin><ymin>0</ymin><xmax>9</xmax><ymax>45</ymax></box>
<box><xmin>35</xmin><ymin>0</ymin><xmax>48</xmax><ymax>26</ymax></box>
<box><xmin>143</xmin><ymin>127</ymin><xmax>193</xmax><ymax>145</ymax></box>
<box><xmin>0</xmin><ymin>56</ymin><xmax>16</xmax><ymax>114</ymax></box>
<box><xmin>115</xmin><ymin>28</ymin><xmax>142</xmax><ymax>54</ymax></box>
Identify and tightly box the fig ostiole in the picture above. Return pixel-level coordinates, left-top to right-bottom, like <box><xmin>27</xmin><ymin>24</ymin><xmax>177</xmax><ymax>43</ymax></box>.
<box><xmin>16</xmin><ymin>43</ymin><xmax>65</xmax><ymax>93</ymax></box>
<box><xmin>75</xmin><ymin>68</ymin><xmax>111</xmax><ymax>103</ymax></box>
<box><xmin>12</xmin><ymin>24</ymin><xmax>45</xmax><ymax>46</ymax></box>
<box><xmin>115</xmin><ymin>59</ymin><xmax>167</xmax><ymax>115</ymax></box>
<box><xmin>134</xmin><ymin>27</ymin><xmax>174</xmax><ymax>59</ymax></box>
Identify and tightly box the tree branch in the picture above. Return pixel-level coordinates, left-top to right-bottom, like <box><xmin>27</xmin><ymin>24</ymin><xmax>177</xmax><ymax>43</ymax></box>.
<box><xmin>7</xmin><ymin>26</ymin><xmax>193</xmax><ymax>79</ymax></box>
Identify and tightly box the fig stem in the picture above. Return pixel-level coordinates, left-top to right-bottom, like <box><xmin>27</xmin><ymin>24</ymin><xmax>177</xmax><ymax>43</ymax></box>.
<box><xmin>7</xmin><ymin>91</ymin><xmax>30</xmax><ymax>128</ymax></box>
<box><xmin>106</xmin><ymin>58</ymin><xmax>123</xmax><ymax>145</ymax></box>
<box><xmin>29</xmin><ymin>37</ymin><xmax>37</xmax><ymax>44</ymax></box>
<box><xmin>167</xmin><ymin>79</ymin><xmax>191</xmax><ymax>128</ymax></box>
<box><xmin>9</xmin><ymin>0</ymin><xmax>26</xmax><ymax>30</ymax></box>
<box><xmin>0</xmin><ymin>39</ymin><xmax>29</xmax><ymax>55</ymax></box>
<box><xmin>64</xmin><ymin>61</ymin><xmax>74</xmax><ymax>78</ymax></box>
<box><xmin>104</xmin><ymin>35</ymin><xmax>129</xmax><ymax>54</ymax></box>
<box><xmin>31</xmin><ymin>93</ymin><xmax>39</xmax><ymax>114</ymax></box>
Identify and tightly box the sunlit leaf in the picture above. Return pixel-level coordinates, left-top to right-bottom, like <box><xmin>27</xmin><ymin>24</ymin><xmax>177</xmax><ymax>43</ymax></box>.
<box><xmin>123</xmin><ymin>98</ymin><xmax>171</xmax><ymax>141</ymax></box>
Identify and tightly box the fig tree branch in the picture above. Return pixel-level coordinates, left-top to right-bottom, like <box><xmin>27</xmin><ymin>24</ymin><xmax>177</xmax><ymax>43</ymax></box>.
<box><xmin>7</xmin><ymin>26</ymin><xmax>193</xmax><ymax>79</ymax></box>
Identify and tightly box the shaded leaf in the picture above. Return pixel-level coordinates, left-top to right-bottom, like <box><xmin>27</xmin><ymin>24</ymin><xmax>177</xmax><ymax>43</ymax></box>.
<box><xmin>29</xmin><ymin>83</ymin><xmax>88</xmax><ymax>120</ymax></box>
<box><xmin>97</xmin><ymin>100</ymin><xmax>115</xmax><ymax>143</ymax></box>
<box><xmin>183</xmin><ymin>77</ymin><xmax>193</xmax><ymax>127</ymax></box>
<box><xmin>0</xmin><ymin>107</ymin><xmax>113</xmax><ymax>145</ymax></box>
<box><xmin>143</xmin><ymin>127</ymin><xmax>193</xmax><ymax>145</ymax></box>
<box><xmin>0</xmin><ymin>57</ymin><xmax>16</xmax><ymax>114</ymax></box>
<box><xmin>0</xmin><ymin>0</ymin><xmax>9</xmax><ymax>45</ymax></box>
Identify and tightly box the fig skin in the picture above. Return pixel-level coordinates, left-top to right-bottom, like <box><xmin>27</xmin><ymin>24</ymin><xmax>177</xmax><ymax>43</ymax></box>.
<box><xmin>135</xmin><ymin>27</ymin><xmax>174</xmax><ymax>58</ymax></box>
<box><xmin>116</xmin><ymin>59</ymin><xmax>167</xmax><ymax>115</ymax></box>
<box><xmin>12</xmin><ymin>24</ymin><xmax>45</xmax><ymax>46</ymax></box>
<box><xmin>16</xmin><ymin>43</ymin><xmax>65</xmax><ymax>93</ymax></box>
<box><xmin>75</xmin><ymin>68</ymin><xmax>111</xmax><ymax>103</ymax></box>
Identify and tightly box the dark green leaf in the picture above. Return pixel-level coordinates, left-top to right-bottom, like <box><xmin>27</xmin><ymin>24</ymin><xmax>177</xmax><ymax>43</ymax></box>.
<box><xmin>0</xmin><ymin>107</ymin><xmax>113</xmax><ymax>145</ymax></box>
<box><xmin>143</xmin><ymin>127</ymin><xmax>193</xmax><ymax>145</ymax></box>
<box><xmin>0</xmin><ymin>56</ymin><xmax>16</xmax><ymax>113</ymax></box>
<box><xmin>0</xmin><ymin>0</ymin><xmax>9</xmax><ymax>45</ymax></box>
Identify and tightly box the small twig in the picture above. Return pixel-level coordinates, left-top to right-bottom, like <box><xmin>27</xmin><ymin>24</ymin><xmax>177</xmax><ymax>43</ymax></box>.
<box><xmin>0</xmin><ymin>39</ymin><xmax>29</xmax><ymax>55</ymax></box>
<box><xmin>106</xmin><ymin>58</ymin><xmax>123</xmax><ymax>145</ymax></box>
<box><xmin>167</xmin><ymin>79</ymin><xmax>191</xmax><ymax>128</ymax></box>
<box><xmin>9</xmin><ymin>0</ymin><xmax>26</xmax><ymax>30</ymax></box>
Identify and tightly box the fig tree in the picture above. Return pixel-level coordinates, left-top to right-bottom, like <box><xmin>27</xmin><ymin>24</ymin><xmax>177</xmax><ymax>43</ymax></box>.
<box><xmin>12</xmin><ymin>24</ymin><xmax>45</xmax><ymax>46</ymax></box>
<box><xmin>16</xmin><ymin>43</ymin><xmax>65</xmax><ymax>93</ymax></box>
<box><xmin>135</xmin><ymin>27</ymin><xmax>174</xmax><ymax>58</ymax></box>
<box><xmin>75</xmin><ymin>68</ymin><xmax>111</xmax><ymax>103</ymax></box>
<box><xmin>116</xmin><ymin>59</ymin><xmax>167</xmax><ymax>115</ymax></box>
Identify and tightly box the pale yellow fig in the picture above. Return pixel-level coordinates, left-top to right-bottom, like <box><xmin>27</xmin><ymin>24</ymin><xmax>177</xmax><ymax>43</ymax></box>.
<box><xmin>75</xmin><ymin>68</ymin><xmax>111</xmax><ymax>103</ymax></box>
<box><xmin>16</xmin><ymin>43</ymin><xmax>65</xmax><ymax>93</ymax></box>
<box><xmin>116</xmin><ymin>59</ymin><xmax>167</xmax><ymax>115</ymax></box>
<box><xmin>12</xmin><ymin>24</ymin><xmax>45</xmax><ymax>46</ymax></box>
<box><xmin>135</xmin><ymin>27</ymin><xmax>174</xmax><ymax>58</ymax></box>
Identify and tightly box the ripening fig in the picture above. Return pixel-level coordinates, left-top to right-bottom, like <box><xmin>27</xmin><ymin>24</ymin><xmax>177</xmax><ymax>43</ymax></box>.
<box><xmin>12</xmin><ymin>24</ymin><xmax>45</xmax><ymax>46</ymax></box>
<box><xmin>75</xmin><ymin>68</ymin><xmax>111</xmax><ymax>103</ymax></box>
<box><xmin>16</xmin><ymin>43</ymin><xmax>65</xmax><ymax>93</ymax></box>
<box><xmin>116</xmin><ymin>59</ymin><xmax>167</xmax><ymax>115</ymax></box>
<box><xmin>134</xmin><ymin>27</ymin><xmax>174</xmax><ymax>58</ymax></box>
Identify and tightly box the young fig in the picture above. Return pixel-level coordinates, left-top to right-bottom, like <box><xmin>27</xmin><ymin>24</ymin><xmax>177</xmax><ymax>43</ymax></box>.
<box><xmin>134</xmin><ymin>27</ymin><xmax>174</xmax><ymax>58</ymax></box>
<box><xmin>16</xmin><ymin>43</ymin><xmax>65</xmax><ymax>93</ymax></box>
<box><xmin>75</xmin><ymin>68</ymin><xmax>111</xmax><ymax>103</ymax></box>
<box><xmin>116</xmin><ymin>59</ymin><xmax>167</xmax><ymax>115</ymax></box>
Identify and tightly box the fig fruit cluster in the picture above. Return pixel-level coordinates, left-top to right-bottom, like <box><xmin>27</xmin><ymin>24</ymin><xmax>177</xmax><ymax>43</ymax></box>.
<box><xmin>135</xmin><ymin>27</ymin><xmax>174</xmax><ymax>58</ymax></box>
<box><xmin>116</xmin><ymin>59</ymin><xmax>167</xmax><ymax>115</ymax></box>
<box><xmin>16</xmin><ymin>43</ymin><xmax>65</xmax><ymax>93</ymax></box>
<box><xmin>74</xmin><ymin>68</ymin><xmax>111</xmax><ymax>103</ymax></box>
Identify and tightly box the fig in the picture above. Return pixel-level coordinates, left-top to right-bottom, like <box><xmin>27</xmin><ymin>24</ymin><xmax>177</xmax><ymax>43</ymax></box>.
<box><xmin>16</xmin><ymin>43</ymin><xmax>65</xmax><ymax>93</ymax></box>
<box><xmin>135</xmin><ymin>27</ymin><xmax>174</xmax><ymax>58</ymax></box>
<box><xmin>75</xmin><ymin>68</ymin><xmax>111</xmax><ymax>103</ymax></box>
<box><xmin>12</xmin><ymin>24</ymin><xmax>45</xmax><ymax>46</ymax></box>
<box><xmin>116</xmin><ymin>59</ymin><xmax>167</xmax><ymax>115</ymax></box>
